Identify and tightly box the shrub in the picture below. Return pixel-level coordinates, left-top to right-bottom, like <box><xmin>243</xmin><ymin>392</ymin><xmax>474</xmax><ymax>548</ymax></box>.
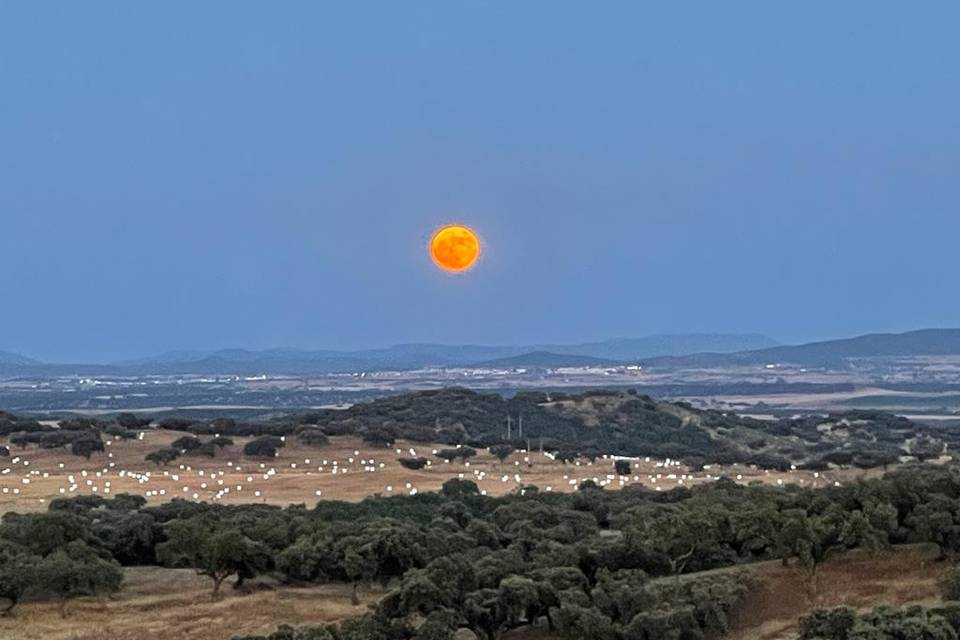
<box><xmin>71</xmin><ymin>436</ymin><xmax>105</xmax><ymax>460</ymax></box>
<box><xmin>436</xmin><ymin>449</ymin><xmax>461</xmax><ymax>463</ymax></box>
<box><xmin>104</xmin><ymin>425</ymin><xmax>138</xmax><ymax>439</ymax></box>
<box><xmin>943</xmin><ymin>565</ymin><xmax>960</xmax><ymax>601</ymax></box>
<box><xmin>296</xmin><ymin>428</ymin><xmax>329</xmax><ymax>447</ymax></box>
<box><xmin>115</xmin><ymin>413</ymin><xmax>152</xmax><ymax>429</ymax></box>
<box><xmin>244</xmin><ymin>436</ymin><xmax>284</xmax><ymax>458</ymax></box>
<box><xmin>187</xmin><ymin>442</ymin><xmax>217</xmax><ymax>458</ymax></box>
<box><xmin>363</xmin><ymin>426</ymin><xmax>398</xmax><ymax>448</ymax></box>
<box><xmin>398</xmin><ymin>457</ymin><xmax>429</xmax><ymax>470</ymax></box>
<box><xmin>146</xmin><ymin>448</ymin><xmax>181</xmax><ymax>466</ymax></box>
<box><xmin>33</xmin><ymin>540</ymin><xmax>124</xmax><ymax>607</ymax></box>
<box><xmin>171</xmin><ymin>436</ymin><xmax>203</xmax><ymax>452</ymax></box>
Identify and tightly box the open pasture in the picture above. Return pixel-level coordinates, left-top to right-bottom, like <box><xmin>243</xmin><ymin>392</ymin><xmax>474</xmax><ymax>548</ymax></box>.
<box><xmin>0</xmin><ymin>429</ymin><xmax>861</xmax><ymax>514</ymax></box>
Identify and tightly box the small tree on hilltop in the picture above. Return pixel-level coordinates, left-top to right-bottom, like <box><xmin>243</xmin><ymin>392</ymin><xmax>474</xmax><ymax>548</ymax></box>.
<box><xmin>441</xmin><ymin>478</ymin><xmax>480</xmax><ymax>499</ymax></box>
<box><xmin>71</xmin><ymin>436</ymin><xmax>104</xmax><ymax>460</ymax></box>
<box><xmin>490</xmin><ymin>445</ymin><xmax>514</xmax><ymax>467</ymax></box>
<box><xmin>244</xmin><ymin>436</ymin><xmax>283</xmax><ymax>458</ymax></box>
<box><xmin>296</xmin><ymin>428</ymin><xmax>329</xmax><ymax>447</ymax></box>
<box><xmin>116</xmin><ymin>413</ymin><xmax>152</xmax><ymax>429</ymax></box>
<box><xmin>187</xmin><ymin>442</ymin><xmax>217</xmax><ymax>458</ymax></box>
<box><xmin>436</xmin><ymin>449</ymin><xmax>461</xmax><ymax>463</ymax></box>
<box><xmin>145</xmin><ymin>448</ymin><xmax>180</xmax><ymax>466</ymax></box>
<box><xmin>363</xmin><ymin>426</ymin><xmax>398</xmax><ymax>448</ymax></box>
<box><xmin>171</xmin><ymin>435</ymin><xmax>202</xmax><ymax>452</ymax></box>
<box><xmin>398</xmin><ymin>457</ymin><xmax>429</xmax><ymax>471</ymax></box>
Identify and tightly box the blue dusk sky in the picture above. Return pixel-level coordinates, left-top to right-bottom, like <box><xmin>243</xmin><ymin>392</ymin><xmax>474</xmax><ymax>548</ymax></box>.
<box><xmin>1</xmin><ymin>2</ymin><xmax>958</xmax><ymax>361</ymax></box>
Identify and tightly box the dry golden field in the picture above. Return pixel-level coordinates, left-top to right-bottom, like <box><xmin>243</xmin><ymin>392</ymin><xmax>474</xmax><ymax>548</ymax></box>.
<box><xmin>0</xmin><ymin>429</ymin><xmax>898</xmax><ymax>640</ymax></box>
<box><xmin>0</xmin><ymin>430</ymin><xmax>863</xmax><ymax>514</ymax></box>
<box><xmin>0</xmin><ymin>566</ymin><xmax>383</xmax><ymax>640</ymax></box>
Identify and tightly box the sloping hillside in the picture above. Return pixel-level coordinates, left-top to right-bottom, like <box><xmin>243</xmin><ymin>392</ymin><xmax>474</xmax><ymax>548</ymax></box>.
<box><xmin>644</xmin><ymin>328</ymin><xmax>960</xmax><ymax>368</ymax></box>
<box><xmin>472</xmin><ymin>351</ymin><xmax>622</xmax><ymax>369</ymax></box>
<box><xmin>0</xmin><ymin>350</ymin><xmax>38</xmax><ymax>366</ymax></box>
<box><xmin>505</xmin><ymin>545</ymin><xmax>947</xmax><ymax>640</ymax></box>
<box><xmin>301</xmin><ymin>387</ymin><xmax>946</xmax><ymax>470</ymax></box>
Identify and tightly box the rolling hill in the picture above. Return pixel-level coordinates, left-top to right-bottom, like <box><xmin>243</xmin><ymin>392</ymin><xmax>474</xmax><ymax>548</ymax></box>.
<box><xmin>0</xmin><ymin>333</ymin><xmax>776</xmax><ymax>376</ymax></box>
<box><xmin>4</xmin><ymin>329</ymin><xmax>960</xmax><ymax>376</ymax></box>
<box><xmin>471</xmin><ymin>351</ymin><xmax>623</xmax><ymax>369</ymax></box>
<box><xmin>643</xmin><ymin>328</ymin><xmax>960</xmax><ymax>368</ymax></box>
<box><xmin>0</xmin><ymin>350</ymin><xmax>38</xmax><ymax>366</ymax></box>
<box><xmin>300</xmin><ymin>386</ymin><xmax>944</xmax><ymax>470</ymax></box>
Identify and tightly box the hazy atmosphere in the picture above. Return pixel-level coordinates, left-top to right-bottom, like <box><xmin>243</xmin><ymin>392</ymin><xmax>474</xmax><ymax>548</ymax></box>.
<box><xmin>3</xmin><ymin>2</ymin><xmax>959</xmax><ymax>361</ymax></box>
<box><xmin>6</xmin><ymin>6</ymin><xmax>960</xmax><ymax>640</ymax></box>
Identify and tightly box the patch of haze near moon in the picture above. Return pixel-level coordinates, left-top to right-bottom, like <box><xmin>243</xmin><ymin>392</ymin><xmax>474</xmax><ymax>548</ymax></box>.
<box><xmin>429</xmin><ymin>224</ymin><xmax>481</xmax><ymax>273</ymax></box>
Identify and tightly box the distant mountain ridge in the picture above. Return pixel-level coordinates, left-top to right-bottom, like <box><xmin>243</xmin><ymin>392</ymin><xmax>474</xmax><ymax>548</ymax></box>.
<box><xmin>536</xmin><ymin>333</ymin><xmax>779</xmax><ymax>360</ymax></box>
<box><xmin>7</xmin><ymin>329</ymin><xmax>960</xmax><ymax>376</ymax></box>
<box><xmin>0</xmin><ymin>351</ymin><xmax>38</xmax><ymax>366</ymax></box>
<box><xmin>472</xmin><ymin>351</ymin><xmax>623</xmax><ymax>369</ymax></box>
<box><xmin>0</xmin><ymin>333</ymin><xmax>776</xmax><ymax>376</ymax></box>
<box><xmin>642</xmin><ymin>328</ymin><xmax>960</xmax><ymax>368</ymax></box>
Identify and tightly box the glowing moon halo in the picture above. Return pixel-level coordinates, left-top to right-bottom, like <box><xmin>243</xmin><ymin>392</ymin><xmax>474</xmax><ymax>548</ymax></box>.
<box><xmin>429</xmin><ymin>224</ymin><xmax>481</xmax><ymax>272</ymax></box>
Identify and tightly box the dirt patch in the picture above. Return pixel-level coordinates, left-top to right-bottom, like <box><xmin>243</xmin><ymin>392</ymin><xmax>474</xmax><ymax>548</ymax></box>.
<box><xmin>727</xmin><ymin>544</ymin><xmax>946</xmax><ymax>640</ymax></box>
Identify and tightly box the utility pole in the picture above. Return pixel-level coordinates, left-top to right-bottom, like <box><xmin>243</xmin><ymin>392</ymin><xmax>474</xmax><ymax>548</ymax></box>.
<box><xmin>518</xmin><ymin>415</ymin><xmax>523</xmax><ymax>440</ymax></box>
<box><xmin>506</xmin><ymin>416</ymin><xmax>512</xmax><ymax>440</ymax></box>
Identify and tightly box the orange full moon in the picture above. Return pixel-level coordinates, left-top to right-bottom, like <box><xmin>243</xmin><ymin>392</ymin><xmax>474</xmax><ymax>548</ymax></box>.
<box><xmin>430</xmin><ymin>224</ymin><xmax>481</xmax><ymax>272</ymax></box>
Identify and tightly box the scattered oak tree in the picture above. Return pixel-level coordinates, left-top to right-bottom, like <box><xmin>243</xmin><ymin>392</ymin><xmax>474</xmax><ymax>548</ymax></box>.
<box><xmin>157</xmin><ymin>518</ymin><xmax>271</xmax><ymax>599</ymax></box>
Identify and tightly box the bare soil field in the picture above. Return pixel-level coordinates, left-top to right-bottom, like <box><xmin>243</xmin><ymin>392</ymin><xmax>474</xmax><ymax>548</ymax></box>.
<box><xmin>0</xmin><ymin>566</ymin><xmax>383</xmax><ymax>640</ymax></box>
<box><xmin>0</xmin><ymin>431</ymin><xmax>862</xmax><ymax>514</ymax></box>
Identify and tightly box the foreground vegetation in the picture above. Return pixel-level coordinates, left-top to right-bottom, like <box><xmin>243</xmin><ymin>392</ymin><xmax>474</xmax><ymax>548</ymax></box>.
<box><xmin>0</xmin><ymin>460</ymin><xmax>960</xmax><ymax>638</ymax></box>
<box><xmin>4</xmin><ymin>389</ymin><xmax>960</xmax><ymax>638</ymax></box>
<box><xmin>799</xmin><ymin>603</ymin><xmax>960</xmax><ymax>639</ymax></box>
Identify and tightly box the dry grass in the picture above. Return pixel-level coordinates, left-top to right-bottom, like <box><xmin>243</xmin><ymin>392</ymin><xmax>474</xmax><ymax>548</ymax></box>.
<box><xmin>0</xmin><ymin>566</ymin><xmax>382</xmax><ymax>640</ymax></box>
<box><xmin>0</xmin><ymin>431</ymin><xmax>937</xmax><ymax>640</ymax></box>
<box><xmin>726</xmin><ymin>543</ymin><xmax>948</xmax><ymax>639</ymax></box>
<box><xmin>11</xmin><ymin>546</ymin><xmax>934</xmax><ymax>640</ymax></box>
<box><xmin>505</xmin><ymin>545</ymin><xmax>948</xmax><ymax>640</ymax></box>
<box><xmin>0</xmin><ymin>431</ymin><xmax>863</xmax><ymax>515</ymax></box>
